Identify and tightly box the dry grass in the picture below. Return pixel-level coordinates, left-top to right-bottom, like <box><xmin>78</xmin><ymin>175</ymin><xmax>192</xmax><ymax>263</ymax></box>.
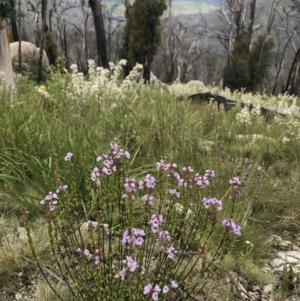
<box><xmin>0</xmin><ymin>217</ymin><xmax>51</xmax><ymax>284</ymax></box>
<box><xmin>28</xmin><ymin>279</ymin><xmax>71</xmax><ymax>301</ymax></box>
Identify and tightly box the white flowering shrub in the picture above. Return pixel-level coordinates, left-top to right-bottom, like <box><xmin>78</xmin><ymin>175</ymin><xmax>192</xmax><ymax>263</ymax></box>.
<box><xmin>65</xmin><ymin>59</ymin><xmax>142</xmax><ymax>105</ymax></box>
<box><xmin>236</xmin><ymin>107</ymin><xmax>252</xmax><ymax>125</ymax></box>
<box><xmin>166</xmin><ymin>83</ymin><xmax>300</xmax><ymax>144</ymax></box>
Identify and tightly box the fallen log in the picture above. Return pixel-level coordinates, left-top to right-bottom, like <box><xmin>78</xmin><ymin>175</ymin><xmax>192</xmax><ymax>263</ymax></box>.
<box><xmin>180</xmin><ymin>92</ymin><xmax>286</xmax><ymax>120</ymax></box>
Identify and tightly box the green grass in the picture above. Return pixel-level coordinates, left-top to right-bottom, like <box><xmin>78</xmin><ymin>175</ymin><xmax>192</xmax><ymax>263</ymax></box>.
<box><xmin>0</xmin><ymin>69</ymin><xmax>300</xmax><ymax>300</ymax></box>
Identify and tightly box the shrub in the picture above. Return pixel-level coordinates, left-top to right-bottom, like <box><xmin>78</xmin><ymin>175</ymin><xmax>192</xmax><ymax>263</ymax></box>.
<box><xmin>44</xmin><ymin>31</ymin><xmax>58</xmax><ymax>66</ymax></box>
<box><xmin>25</xmin><ymin>142</ymin><xmax>244</xmax><ymax>301</ymax></box>
<box><xmin>224</xmin><ymin>30</ymin><xmax>274</xmax><ymax>92</ymax></box>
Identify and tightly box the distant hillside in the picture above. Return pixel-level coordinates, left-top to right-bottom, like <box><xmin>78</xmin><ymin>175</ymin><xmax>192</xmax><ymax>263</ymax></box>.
<box><xmin>103</xmin><ymin>0</ymin><xmax>218</xmax><ymax>16</ymax></box>
<box><xmin>172</xmin><ymin>1</ymin><xmax>217</xmax><ymax>15</ymax></box>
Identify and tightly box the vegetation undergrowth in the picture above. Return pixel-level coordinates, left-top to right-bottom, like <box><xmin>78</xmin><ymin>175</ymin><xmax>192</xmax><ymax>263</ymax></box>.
<box><xmin>0</xmin><ymin>60</ymin><xmax>299</xmax><ymax>300</ymax></box>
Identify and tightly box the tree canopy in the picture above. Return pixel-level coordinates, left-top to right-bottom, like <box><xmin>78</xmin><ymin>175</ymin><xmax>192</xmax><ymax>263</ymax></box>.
<box><xmin>224</xmin><ymin>30</ymin><xmax>274</xmax><ymax>92</ymax></box>
<box><xmin>0</xmin><ymin>0</ymin><xmax>14</xmax><ymax>18</ymax></box>
<box><xmin>121</xmin><ymin>0</ymin><xmax>167</xmax><ymax>82</ymax></box>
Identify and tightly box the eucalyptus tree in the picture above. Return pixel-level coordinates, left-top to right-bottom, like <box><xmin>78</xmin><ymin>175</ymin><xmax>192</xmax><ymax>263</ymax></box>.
<box><xmin>126</xmin><ymin>0</ymin><xmax>167</xmax><ymax>82</ymax></box>
<box><xmin>89</xmin><ymin>0</ymin><xmax>109</xmax><ymax>69</ymax></box>
<box><xmin>0</xmin><ymin>0</ymin><xmax>14</xmax><ymax>89</ymax></box>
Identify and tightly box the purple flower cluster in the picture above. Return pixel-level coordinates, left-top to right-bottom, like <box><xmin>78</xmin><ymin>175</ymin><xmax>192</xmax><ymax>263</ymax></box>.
<box><xmin>40</xmin><ymin>192</ymin><xmax>58</xmax><ymax>211</ymax></box>
<box><xmin>162</xmin><ymin>162</ymin><xmax>181</xmax><ymax>182</ymax></box>
<box><xmin>182</xmin><ymin>166</ymin><xmax>194</xmax><ymax>173</ymax></box>
<box><xmin>156</xmin><ymin>160</ymin><xmax>176</xmax><ymax>171</ymax></box>
<box><xmin>157</xmin><ymin>231</ymin><xmax>176</xmax><ymax>258</ymax></box>
<box><xmin>64</xmin><ymin>152</ymin><xmax>73</xmax><ymax>162</ymax></box>
<box><xmin>139</xmin><ymin>174</ymin><xmax>156</xmax><ymax>190</ymax></box>
<box><xmin>124</xmin><ymin>177</ymin><xmax>136</xmax><ymax>193</ymax></box>
<box><xmin>162</xmin><ymin>281</ymin><xmax>179</xmax><ymax>294</ymax></box>
<box><xmin>91</xmin><ymin>142</ymin><xmax>130</xmax><ymax>187</ymax></box>
<box><xmin>166</xmin><ymin>246</ymin><xmax>178</xmax><ymax>259</ymax></box>
<box><xmin>178</xmin><ymin>176</ymin><xmax>194</xmax><ymax>189</ymax></box>
<box><xmin>76</xmin><ymin>248</ymin><xmax>100</xmax><ymax>266</ymax></box>
<box><xmin>148</xmin><ymin>214</ymin><xmax>163</xmax><ymax>233</ymax></box>
<box><xmin>97</xmin><ymin>157</ymin><xmax>117</xmax><ymax>175</ymax></box>
<box><xmin>221</xmin><ymin>219</ymin><xmax>242</xmax><ymax>236</ymax></box>
<box><xmin>91</xmin><ymin>157</ymin><xmax>117</xmax><ymax>187</ymax></box>
<box><xmin>119</xmin><ymin>256</ymin><xmax>138</xmax><ymax>280</ymax></box>
<box><xmin>229</xmin><ymin>177</ymin><xmax>241</xmax><ymax>188</ymax></box>
<box><xmin>40</xmin><ymin>185</ymin><xmax>68</xmax><ymax>211</ymax></box>
<box><xmin>122</xmin><ymin>193</ymin><xmax>135</xmax><ymax>201</ymax></box>
<box><xmin>167</xmin><ymin>169</ymin><xmax>181</xmax><ymax>182</ymax></box>
<box><xmin>144</xmin><ymin>284</ymin><xmax>161</xmax><ymax>301</ymax></box>
<box><xmin>109</xmin><ymin>142</ymin><xmax>130</xmax><ymax>161</ymax></box>
<box><xmin>122</xmin><ymin>228</ymin><xmax>146</xmax><ymax>249</ymax></box>
<box><xmin>144</xmin><ymin>281</ymin><xmax>178</xmax><ymax>300</ymax></box>
<box><xmin>157</xmin><ymin>231</ymin><xmax>171</xmax><ymax>243</ymax></box>
<box><xmin>56</xmin><ymin>185</ymin><xmax>68</xmax><ymax>193</ymax></box>
<box><xmin>229</xmin><ymin>177</ymin><xmax>241</xmax><ymax>199</ymax></box>
<box><xmin>194</xmin><ymin>173</ymin><xmax>210</xmax><ymax>188</ymax></box>
<box><xmin>139</xmin><ymin>174</ymin><xmax>156</xmax><ymax>207</ymax></box>
<box><xmin>168</xmin><ymin>188</ymin><xmax>180</xmax><ymax>198</ymax></box>
<box><xmin>122</xmin><ymin>177</ymin><xmax>136</xmax><ymax>201</ymax></box>
<box><xmin>141</xmin><ymin>194</ymin><xmax>154</xmax><ymax>206</ymax></box>
<box><xmin>157</xmin><ymin>160</ymin><xmax>214</xmax><ymax>191</ymax></box>
<box><xmin>202</xmin><ymin>197</ymin><xmax>223</xmax><ymax>211</ymax></box>
<box><xmin>205</xmin><ymin>169</ymin><xmax>215</xmax><ymax>179</ymax></box>
<box><xmin>170</xmin><ymin>166</ymin><xmax>193</xmax><ymax>190</ymax></box>
<box><xmin>91</xmin><ymin>167</ymin><xmax>101</xmax><ymax>187</ymax></box>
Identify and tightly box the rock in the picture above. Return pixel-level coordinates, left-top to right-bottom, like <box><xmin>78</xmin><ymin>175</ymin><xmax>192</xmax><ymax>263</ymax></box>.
<box><xmin>187</xmin><ymin>80</ymin><xmax>205</xmax><ymax>89</ymax></box>
<box><xmin>240</xmin><ymin>291</ymin><xmax>250</xmax><ymax>299</ymax></box>
<box><xmin>10</xmin><ymin>41</ymin><xmax>50</xmax><ymax>70</ymax></box>
<box><xmin>133</xmin><ymin>71</ymin><xmax>161</xmax><ymax>85</ymax></box>
<box><xmin>263</xmin><ymin>284</ymin><xmax>273</xmax><ymax>295</ymax></box>
<box><xmin>35</xmin><ymin>47</ymin><xmax>50</xmax><ymax>70</ymax></box>
<box><xmin>270</xmin><ymin>251</ymin><xmax>300</xmax><ymax>273</ymax></box>
<box><xmin>271</xmin><ymin>235</ymin><xmax>300</xmax><ymax>251</ymax></box>
<box><xmin>228</xmin><ymin>271</ymin><xmax>274</xmax><ymax>301</ymax></box>
<box><xmin>150</xmin><ymin>72</ymin><xmax>160</xmax><ymax>85</ymax></box>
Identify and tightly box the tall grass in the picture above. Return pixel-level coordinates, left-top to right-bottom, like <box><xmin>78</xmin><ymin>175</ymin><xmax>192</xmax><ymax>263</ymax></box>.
<box><xmin>0</xmin><ymin>68</ymin><xmax>299</xmax><ymax>299</ymax></box>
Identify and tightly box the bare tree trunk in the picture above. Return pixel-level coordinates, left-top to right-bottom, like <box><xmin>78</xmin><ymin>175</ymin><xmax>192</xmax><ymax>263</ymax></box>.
<box><xmin>285</xmin><ymin>48</ymin><xmax>300</xmax><ymax>95</ymax></box>
<box><xmin>143</xmin><ymin>52</ymin><xmax>151</xmax><ymax>83</ymax></box>
<box><xmin>89</xmin><ymin>0</ymin><xmax>109</xmax><ymax>69</ymax></box>
<box><xmin>28</xmin><ymin>1</ymin><xmax>42</xmax><ymax>46</ymax></box>
<box><xmin>82</xmin><ymin>12</ymin><xmax>89</xmax><ymax>73</ymax></box>
<box><xmin>18</xmin><ymin>0</ymin><xmax>22</xmax><ymax>71</ymax></box>
<box><xmin>11</xmin><ymin>20</ymin><xmax>18</xmax><ymax>41</ymax></box>
<box><xmin>252</xmin><ymin>0</ymin><xmax>281</xmax><ymax>90</ymax></box>
<box><xmin>63</xmin><ymin>20</ymin><xmax>69</xmax><ymax>69</ymax></box>
<box><xmin>49</xmin><ymin>8</ymin><xmax>52</xmax><ymax>32</ymax></box>
<box><xmin>38</xmin><ymin>0</ymin><xmax>47</xmax><ymax>83</ymax></box>
<box><xmin>52</xmin><ymin>0</ymin><xmax>63</xmax><ymax>54</ymax></box>
<box><xmin>79</xmin><ymin>1</ymin><xmax>90</xmax><ymax>73</ymax></box>
<box><xmin>108</xmin><ymin>17</ymin><xmax>112</xmax><ymax>62</ymax></box>
<box><xmin>0</xmin><ymin>18</ymin><xmax>14</xmax><ymax>89</ymax></box>
<box><xmin>272</xmin><ymin>34</ymin><xmax>293</xmax><ymax>94</ymax></box>
<box><xmin>124</xmin><ymin>0</ymin><xmax>131</xmax><ymax>18</ymax></box>
<box><xmin>9</xmin><ymin>0</ymin><xmax>19</xmax><ymax>42</ymax></box>
<box><xmin>248</xmin><ymin>0</ymin><xmax>257</xmax><ymax>45</ymax></box>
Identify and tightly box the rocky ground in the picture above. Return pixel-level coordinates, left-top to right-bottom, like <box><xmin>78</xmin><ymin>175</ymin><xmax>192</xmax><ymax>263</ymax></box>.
<box><xmin>1</xmin><ymin>232</ymin><xmax>299</xmax><ymax>301</ymax></box>
<box><xmin>232</xmin><ymin>233</ymin><xmax>300</xmax><ymax>301</ymax></box>
<box><xmin>2</xmin><ymin>236</ymin><xmax>300</xmax><ymax>301</ymax></box>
